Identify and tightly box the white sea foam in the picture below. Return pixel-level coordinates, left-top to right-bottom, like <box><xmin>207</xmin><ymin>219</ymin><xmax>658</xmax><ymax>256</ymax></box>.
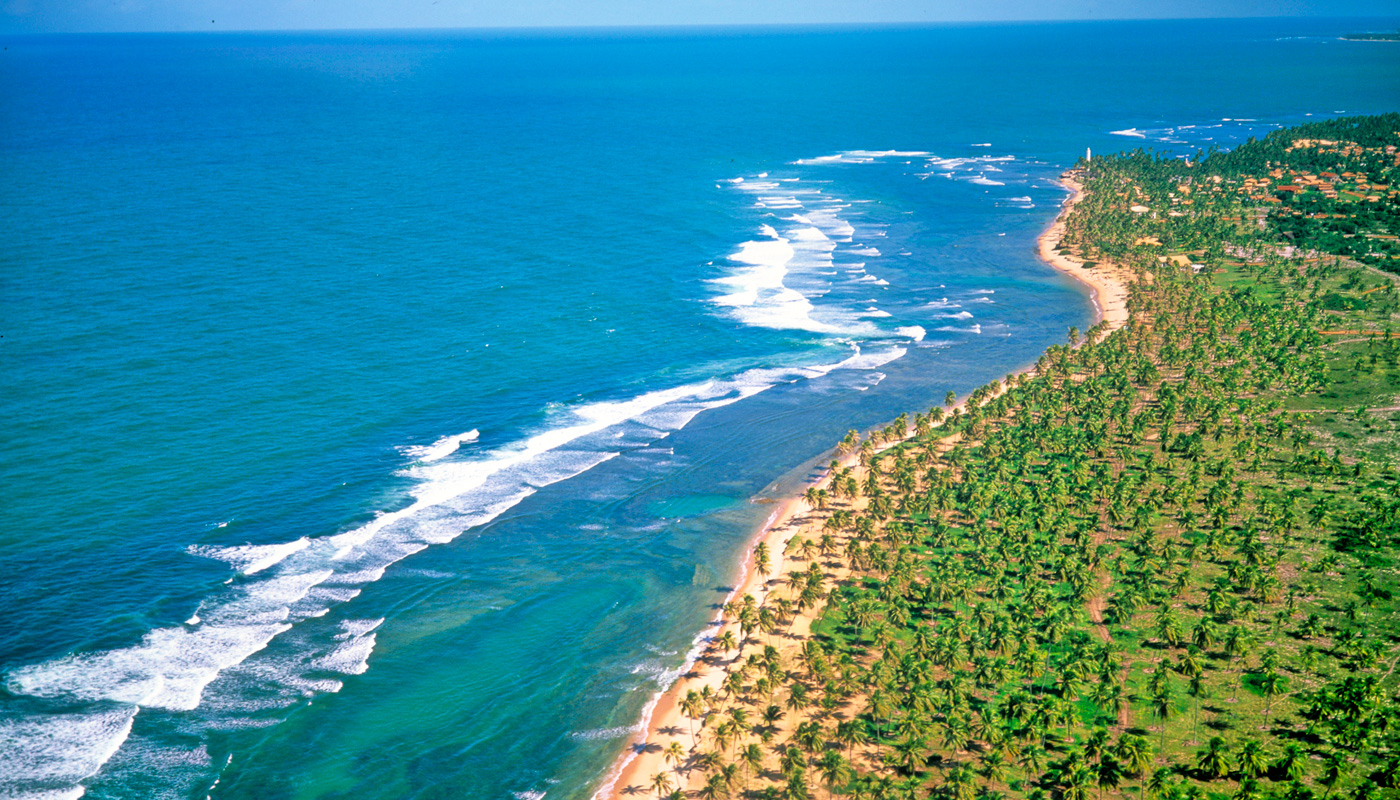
<box><xmin>894</xmin><ymin>326</ymin><xmax>926</xmax><ymax>341</ymax></box>
<box><xmin>401</xmin><ymin>430</ymin><xmax>479</xmax><ymax>463</ymax></box>
<box><xmin>1110</xmin><ymin>128</ymin><xmax>1148</xmax><ymax>137</ymax></box>
<box><xmin>849</xmin><ymin>247</ymin><xmax>880</xmax><ymax>256</ymax></box>
<box><xmin>832</xmin><ymin>346</ymin><xmax>906</xmax><ymax>370</ymax></box>
<box><xmin>312</xmin><ymin>619</ymin><xmax>383</xmax><ymax>676</ymax></box>
<box><xmin>709</xmin><ymin>187</ymin><xmax>886</xmax><ymax>337</ymax></box>
<box><xmin>189</xmin><ymin>538</ymin><xmax>310</xmax><ymax>576</ymax></box>
<box><xmin>0</xmin><ymin>705</ymin><xmax>138</xmax><ymax>794</ymax></box>
<box><xmin>8</xmin><ymin>571</ymin><xmax>331</xmax><ymax>711</ymax></box>
<box><xmin>570</xmin><ymin>722</ymin><xmax>645</xmax><ymax>741</ymax></box>
<box><xmin>792</xmin><ymin>149</ymin><xmax>931</xmax><ymax>165</ymax></box>
<box><xmin>970</xmin><ymin>176</ymin><xmax>1005</xmax><ymax>186</ymax></box>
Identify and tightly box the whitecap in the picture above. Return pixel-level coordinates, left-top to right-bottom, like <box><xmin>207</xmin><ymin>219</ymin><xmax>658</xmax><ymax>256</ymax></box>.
<box><xmin>793</xmin><ymin>149</ymin><xmax>931</xmax><ymax>165</ymax></box>
<box><xmin>188</xmin><ymin>538</ymin><xmax>310</xmax><ymax>576</ymax></box>
<box><xmin>401</xmin><ymin>429</ymin><xmax>480</xmax><ymax>463</ymax></box>
<box><xmin>894</xmin><ymin>326</ymin><xmax>926</xmax><ymax>341</ymax></box>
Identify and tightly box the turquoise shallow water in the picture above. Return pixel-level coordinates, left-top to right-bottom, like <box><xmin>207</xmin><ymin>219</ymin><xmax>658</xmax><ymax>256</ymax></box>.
<box><xmin>2</xmin><ymin>18</ymin><xmax>1398</xmax><ymax>800</ymax></box>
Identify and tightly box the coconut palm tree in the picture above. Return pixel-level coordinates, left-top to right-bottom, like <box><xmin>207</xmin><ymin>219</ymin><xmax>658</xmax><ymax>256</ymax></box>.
<box><xmin>740</xmin><ymin>742</ymin><xmax>763</xmax><ymax>791</ymax></box>
<box><xmin>835</xmin><ymin>719</ymin><xmax>868</xmax><ymax>760</ymax></box>
<box><xmin>663</xmin><ymin>740</ymin><xmax>687</xmax><ymax>781</ymax></box>
<box><xmin>682</xmin><ymin>690</ymin><xmax>707</xmax><ymax>747</ymax></box>
<box><xmin>1274</xmin><ymin>743</ymin><xmax>1308</xmax><ymax>782</ymax></box>
<box><xmin>1151</xmin><ymin>684</ymin><xmax>1175</xmax><ymax>752</ymax></box>
<box><xmin>651</xmin><ymin>771</ymin><xmax>674</xmax><ymax>799</ymax></box>
<box><xmin>1236</xmin><ymin>740</ymin><xmax>1268</xmax><ymax>779</ymax></box>
<box><xmin>816</xmin><ymin>750</ymin><xmax>853</xmax><ymax>798</ymax></box>
<box><xmin>1196</xmin><ymin>737</ymin><xmax>1232</xmax><ymax>780</ymax></box>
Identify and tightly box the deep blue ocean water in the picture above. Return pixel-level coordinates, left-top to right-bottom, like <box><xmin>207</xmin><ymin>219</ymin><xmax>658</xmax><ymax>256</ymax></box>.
<box><xmin>2</xmin><ymin>18</ymin><xmax>1398</xmax><ymax>799</ymax></box>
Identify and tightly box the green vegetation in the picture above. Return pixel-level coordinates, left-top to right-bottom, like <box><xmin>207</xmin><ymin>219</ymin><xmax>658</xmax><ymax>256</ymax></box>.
<box><xmin>676</xmin><ymin>114</ymin><xmax>1400</xmax><ymax>800</ymax></box>
<box><xmin>1060</xmin><ymin>113</ymin><xmax>1400</xmax><ymax>269</ymax></box>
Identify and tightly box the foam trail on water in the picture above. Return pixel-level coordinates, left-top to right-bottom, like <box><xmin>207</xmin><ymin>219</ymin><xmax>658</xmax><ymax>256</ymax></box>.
<box><xmin>401</xmin><ymin>430</ymin><xmax>480</xmax><ymax>463</ymax></box>
<box><xmin>188</xmin><ymin>538</ymin><xmax>310</xmax><ymax>576</ymax></box>
<box><xmin>792</xmin><ymin>149</ymin><xmax>930</xmax><ymax>165</ymax></box>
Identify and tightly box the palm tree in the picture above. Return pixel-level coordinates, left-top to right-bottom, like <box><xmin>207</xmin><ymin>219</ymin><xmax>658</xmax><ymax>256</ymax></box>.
<box><xmin>817</xmin><ymin>750</ymin><xmax>853</xmax><ymax>798</ymax></box>
<box><xmin>1096</xmin><ymin>754</ymin><xmax>1124</xmax><ymax>800</ymax></box>
<box><xmin>683</xmin><ymin>690</ymin><xmax>707</xmax><ymax>747</ymax></box>
<box><xmin>1019</xmin><ymin>744</ymin><xmax>1048</xmax><ymax>784</ymax></box>
<box><xmin>1223</xmin><ymin>626</ymin><xmax>1251</xmax><ymax>702</ymax></box>
<box><xmin>945</xmin><ymin>764</ymin><xmax>978</xmax><ymax>800</ymax></box>
<box><xmin>717</xmin><ymin>630</ymin><xmax>738</xmax><ymax>654</ymax></box>
<box><xmin>1274</xmin><ymin>743</ymin><xmax>1308</xmax><ymax>782</ymax></box>
<box><xmin>652</xmin><ymin>771</ymin><xmax>674</xmax><ymax>799</ymax></box>
<box><xmin>1186</xmin><ymin>673</ymin><xmax>1209</xmax><ymax>743</ymax></box>
<box><xmin>1116</xmin><ymin>734</ymin><xmax>1154</xmax><ymax>800</ymax></box>
<box><xmin>1259</xmin><ymin>669</ymin><xmax>1285</xmax><ymax>723</ymax></box>
<box><xmin>982</xmin><ymin>749</ymin><xmax>1010</xmax><ymax>784</ymax></box>
<box><xmin>741</xmin><ymin>742</ymin><xmax>764</xmax><ymax>791</ymax></box>
<box><xmin>794</xmin><ymin>720</ymin><xmax>825</xmax><ymax>754</ymax></box>
<box><xmin>1321</xmin><ymin>751</ymin><xmax>1348</xmax><ymax>798</ymax></box>
<box><xmin>1151</xmin><ymin>684</ymin><xmax>1175</xmax><ymax>752</ymax></box>
<box><xmin>834</xmin><ymin>719</ymin><xmax>868</xmax><ymax>760</ymax></box>
<box><xmin>698</xmin><ymin>772</ymin><xmax>727</xmax><ymax>800</ymax></box>
<box><xmin>663</xmin><ymin>740</ymin><xmax>687</xmax><ymax>782</ymax></box>
<box><xmin>1236</xmin><ymin>740</ymin><xmax>1268</xmax><ymax>779</ymax></box>
<box><xmin>1147</xmin><ymin>767</ymin><xmax>1173</xmax><ymax>800</ymax></box>
<box><xmin>1196</xmin><ymin>737</ymin><xmax>1232</xmax><ymax>780</ymax></box>
<box><xmin>780</xmin><ymin>745</ymin><xmax>807</xmax><ymax>779</ymax></box>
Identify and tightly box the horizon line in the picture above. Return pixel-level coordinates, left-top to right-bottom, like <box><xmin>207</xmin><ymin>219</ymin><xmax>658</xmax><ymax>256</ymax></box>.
<box><xmin>4</xmin><ymin>14</ymin><xmax>1399</xmax><ymax>37</ymax></box>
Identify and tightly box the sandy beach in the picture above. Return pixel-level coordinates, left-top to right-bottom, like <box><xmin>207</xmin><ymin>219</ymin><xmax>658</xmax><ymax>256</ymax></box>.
<box><xmin>1038</xmin><ymin>176</ymin><xmax>1132</xmax><ymax>334</ymax></box>
<box><xmin>593</xmin><ymin>172</ymin><xmax>1131</xmax><ymax>800</ymax></box>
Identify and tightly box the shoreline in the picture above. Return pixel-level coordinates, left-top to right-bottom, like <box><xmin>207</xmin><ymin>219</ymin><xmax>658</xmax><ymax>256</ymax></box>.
<box><xmin>1038</xmin><ymin>176</ymin><xmax>1131</xmax><ymax>334</ymax></box>
<box><xmin>593</xmin><ymin>171</ymin><xmax>1131</xmax><ymax>800</ymax></box>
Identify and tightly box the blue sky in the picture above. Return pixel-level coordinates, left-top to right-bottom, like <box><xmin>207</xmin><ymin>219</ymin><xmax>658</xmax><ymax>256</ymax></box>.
<box><xmin>1</xmin><ymin>0</ymin><xmax>1396</xmax><ymax>34</ymax></box>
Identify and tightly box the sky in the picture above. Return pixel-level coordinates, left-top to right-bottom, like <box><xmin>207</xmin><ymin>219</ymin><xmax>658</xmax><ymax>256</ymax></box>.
<box><xmin>0</xmin><ymin>0</ymin><xmax>1396</xmax><ymax>34</ymax></box>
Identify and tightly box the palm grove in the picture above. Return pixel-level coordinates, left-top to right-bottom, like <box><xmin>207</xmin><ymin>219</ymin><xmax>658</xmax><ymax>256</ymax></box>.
<box><xmin>648</xmin><ymin>114</ymin><xmax>1400</xmax><ymax>800</ymax></box>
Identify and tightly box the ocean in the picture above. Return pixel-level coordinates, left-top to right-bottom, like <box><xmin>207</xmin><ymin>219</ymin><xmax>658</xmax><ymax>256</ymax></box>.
<box><xmin>2</xmin><ymin>17</ymin><xmax>1397</xmax><ymax>799</ymax></box>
